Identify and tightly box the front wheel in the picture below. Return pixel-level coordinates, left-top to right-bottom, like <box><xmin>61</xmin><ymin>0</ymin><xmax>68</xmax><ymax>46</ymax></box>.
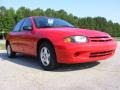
<box><xmin>38</xmin><ymin>42</ymin><xmax>58</xmax><ymax>71</ymax></box>
<box><xmin>7</xmin><ymin>43</ymin><xmax>16</xmax><ymax>58</ymax></box>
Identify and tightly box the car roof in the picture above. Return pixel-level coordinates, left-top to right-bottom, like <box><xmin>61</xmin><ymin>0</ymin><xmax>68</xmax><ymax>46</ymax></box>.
<box><xmin>29</xmin><ymin>16</ymin><xmax>51</xmax><ymax>19</ymax></box>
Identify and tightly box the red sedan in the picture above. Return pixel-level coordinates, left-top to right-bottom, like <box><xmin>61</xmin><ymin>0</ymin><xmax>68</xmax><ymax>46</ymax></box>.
<box><xmin>6</xmin><ymin>16</ymin><xmax>117</xmax><ymax>70</ymax></box>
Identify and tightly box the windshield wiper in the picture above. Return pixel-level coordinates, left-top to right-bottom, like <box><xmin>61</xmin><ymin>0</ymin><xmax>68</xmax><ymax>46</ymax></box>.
<box><xmin>40</xmin><ymin>25</ymin><xmax>75</xmax><ymax>28</ymax></box>
<box><xmin>41</xmin><ymin>26</ymin><xmax>53</xmax><ymax>28</ymax></box>
<box><xmin>58</xmin><ymin>25</ymin><xmax>75</xmax><ymax>28</ymax></box>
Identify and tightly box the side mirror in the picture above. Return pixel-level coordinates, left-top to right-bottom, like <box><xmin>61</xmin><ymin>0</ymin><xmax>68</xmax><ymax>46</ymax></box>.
<box><xmin>23</xmin><ymin>26</ymin><xmax>32</xmax><ymax>31</ymax></box>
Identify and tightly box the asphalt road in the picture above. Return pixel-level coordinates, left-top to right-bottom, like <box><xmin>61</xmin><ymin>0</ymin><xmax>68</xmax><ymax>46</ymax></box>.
<box><xmin>0</xmin><ymin>42</ymin><xmax>120</xmax><ymax>90</ymax></box>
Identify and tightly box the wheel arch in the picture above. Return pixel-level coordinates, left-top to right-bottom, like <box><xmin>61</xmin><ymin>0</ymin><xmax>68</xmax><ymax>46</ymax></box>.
<box><xmin>37</xmin><ymin>38</ymin><xmax>56</xmax><ymax>56</ymax></box>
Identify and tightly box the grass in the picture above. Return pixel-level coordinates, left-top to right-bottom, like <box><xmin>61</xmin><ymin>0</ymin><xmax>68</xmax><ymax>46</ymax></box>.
<box><xmin>0</xmin><ymin>43</ymin><xmax>5</xmax><ymax>50</ymax></box>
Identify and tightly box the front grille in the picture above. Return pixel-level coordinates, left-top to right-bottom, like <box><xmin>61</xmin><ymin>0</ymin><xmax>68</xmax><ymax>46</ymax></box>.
<box><xmin>91</xmin><ymin>39</ymin><xmax>112</xmax><ymax>42</ymax></box>
<box><xmin>89</xmin><ymin>36</ymin><xmax>112</xmax><ymax>42</ymax></box>
<box><xmin>89</xmin><ymin>50</ymin><xmax>113</xmax><ymax>58</ymax></box>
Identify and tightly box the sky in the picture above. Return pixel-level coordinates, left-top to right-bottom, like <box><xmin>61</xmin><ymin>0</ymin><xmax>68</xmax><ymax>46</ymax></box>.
<box><xmin>0</xmin><ymin>0</ymin><xmax>120</xmax><ymax>23</ymax></box>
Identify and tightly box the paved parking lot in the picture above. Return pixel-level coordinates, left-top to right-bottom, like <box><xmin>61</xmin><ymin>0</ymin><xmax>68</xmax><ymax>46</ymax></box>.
<box><xmin>0</xmin><ymin>42</ymin><xmax>120</xmax><ymax>90</ymax></box>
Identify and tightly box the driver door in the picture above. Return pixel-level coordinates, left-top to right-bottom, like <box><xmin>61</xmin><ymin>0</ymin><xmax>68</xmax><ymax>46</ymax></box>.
<box><xmin>19</xmin><ymin>18</ymin><xmax>36</xmax><ymax>55</ymax></box>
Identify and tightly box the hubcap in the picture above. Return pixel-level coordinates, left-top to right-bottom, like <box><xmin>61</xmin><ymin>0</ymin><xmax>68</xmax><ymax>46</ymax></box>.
<box><xmin>40</xmin><ymin>47</ymin><xmax>50</xmax><ymax>66</ymax></box>
<box><xmin>7</xmin><ymin>45</ymin><xmax>11</xmax><ymax>56</ymax></box>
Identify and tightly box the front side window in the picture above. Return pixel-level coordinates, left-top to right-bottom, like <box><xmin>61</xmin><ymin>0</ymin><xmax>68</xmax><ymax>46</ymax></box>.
<box><xmin>34</xmin><ymin>17</ymin><xmax>74</xmax><ymax>28</ymax></box>
<box><xmin>21</xmin><ymin>18</ymin><xmax>32</xmax><ymax>30</ymax></box>
<box><xmin>13</xmin><ymin>19</ymin><xmax>24</xmax><ymax>32</ymax></box>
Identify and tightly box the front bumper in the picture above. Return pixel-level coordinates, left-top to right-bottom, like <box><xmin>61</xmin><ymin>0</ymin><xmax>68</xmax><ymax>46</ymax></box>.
<box><xmin>54</xmin><ymin>40</ymin><xmax>117</xmax><ymax>64</ymax></box>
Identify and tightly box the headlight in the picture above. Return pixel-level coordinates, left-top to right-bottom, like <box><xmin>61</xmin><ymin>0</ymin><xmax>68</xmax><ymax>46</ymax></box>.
<box><xmin>107</xmin><ymin>34</ymin><xmax>112</xmax><ymax>38</ymax></box>
<box><xmin>64</xmin><ymin>36</ymin><xmax>88</xmax><ymax>43</ymax></box>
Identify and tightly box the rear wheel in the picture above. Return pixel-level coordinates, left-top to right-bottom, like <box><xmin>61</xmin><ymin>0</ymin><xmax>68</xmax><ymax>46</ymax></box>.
<box><xmin>7</xmin><ymin>43</ymin><xmax>16</xmax><ymax>58</ymax></box>
<box><xmin>38</xmin><ymin>42</ymin><xmax>58</xmax><ymax>71</ymax></box>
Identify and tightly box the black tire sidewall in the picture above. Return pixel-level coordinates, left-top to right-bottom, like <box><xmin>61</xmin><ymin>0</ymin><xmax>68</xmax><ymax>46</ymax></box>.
<box><xmin>38</xmin><ymin>42</ymin><xmax>57</xmax><ymax>70</ymax></box>
<box><xmin>7</xmin><ymin>43</ymin><xmax>16</xmax><ymax>58</ymax></box>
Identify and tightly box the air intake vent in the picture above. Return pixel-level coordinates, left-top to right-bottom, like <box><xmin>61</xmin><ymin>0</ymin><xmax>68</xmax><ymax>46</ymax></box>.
<box><xmin>89</xmin><ymin>50</ymin><xmax>114</xmax><ymax>58</ymax></box>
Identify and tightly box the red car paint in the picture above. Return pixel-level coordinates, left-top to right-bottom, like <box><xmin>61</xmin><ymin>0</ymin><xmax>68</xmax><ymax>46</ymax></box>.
<box><xmin>6</xmin><ymin>16</ymin><xmax>117</xmax><ymax>64</ymax></box>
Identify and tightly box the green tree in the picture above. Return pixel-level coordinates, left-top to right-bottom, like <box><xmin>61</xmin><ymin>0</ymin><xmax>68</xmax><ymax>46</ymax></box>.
<box><xmin>93</xmin><ymin>17</ymin><xmax>107</xmax><ymax>31</ymax></box>
<box><xmin>0</xmin><ymin>6</ymin><xmax>6</xmax><ymax>38</ymax></box>
<box><xmin>0</xmin><ymin>6</ymin><xmax>120</xmax><ymax>38</ymax></box>
<box><xmin>16</xmin><ymin>7</ymin><xmax>31</xmax><ymax>22</ymax></box>
<box><xmin>4</xmin><ymin>8</ymin><xmax>16</xmax><ymax>32</ymax></box>
<box><xmin>31</xmin><ymin>8</ymin><xmax>45</xmax><ymax>16</ymax></box>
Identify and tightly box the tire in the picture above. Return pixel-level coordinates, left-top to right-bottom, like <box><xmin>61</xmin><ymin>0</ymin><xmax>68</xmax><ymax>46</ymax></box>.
<box><xmin>38</xmin><ymin>42</ymin><xmax>58</xmax><ymax>71</ymax></box>
<box><xmin>7</xmin><ymin>43</ymin><xmax>16</xmax><ymax>58</ymax></box>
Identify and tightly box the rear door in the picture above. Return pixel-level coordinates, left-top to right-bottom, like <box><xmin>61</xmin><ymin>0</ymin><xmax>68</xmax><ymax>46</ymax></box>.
<box><xmin>9</xmin><ymin>19</ymin><xmax>24</xmax><ymax>52</ymax></box>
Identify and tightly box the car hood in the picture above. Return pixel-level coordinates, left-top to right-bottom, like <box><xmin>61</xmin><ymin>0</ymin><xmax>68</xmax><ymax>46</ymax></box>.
<box><xmin>39</xmin><ymin>28</ymin><xmax>110</xmax><ymax>37</ymax></box>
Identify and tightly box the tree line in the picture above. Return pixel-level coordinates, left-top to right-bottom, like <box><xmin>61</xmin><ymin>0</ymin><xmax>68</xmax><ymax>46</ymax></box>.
<box><xmin>0</xmin><ymin>6</ymin><xmax>120</xmax><ymax>38</ymax></box>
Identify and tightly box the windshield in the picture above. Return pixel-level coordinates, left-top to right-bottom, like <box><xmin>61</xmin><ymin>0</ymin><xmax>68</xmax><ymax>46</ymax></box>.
<box><xmin>34</xmin><ymin>17</ymin><xmax>74</xmax><ymax>28</ymax></box>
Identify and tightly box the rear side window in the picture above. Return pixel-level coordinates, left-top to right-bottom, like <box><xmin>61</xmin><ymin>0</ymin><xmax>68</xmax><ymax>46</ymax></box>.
<box><xmin>13</xmin><ymin>19</ymin><xmax>24</xmax><ymax>32</ymax></box>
